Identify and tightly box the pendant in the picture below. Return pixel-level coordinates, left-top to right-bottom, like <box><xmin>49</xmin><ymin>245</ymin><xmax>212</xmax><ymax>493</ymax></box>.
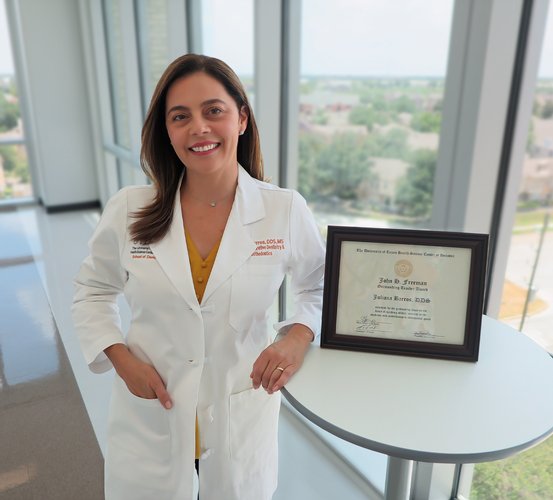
<box><xmin>209</xmin><ymin>201</ymin><xmax>216</xmax><ymax>207</ymax></box>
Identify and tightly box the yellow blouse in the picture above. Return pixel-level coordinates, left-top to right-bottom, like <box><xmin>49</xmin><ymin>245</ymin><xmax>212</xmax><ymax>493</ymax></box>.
<box><xmin>185</xmin><ymin>230</ymin><xmax>221</xmax><ymax>460</ymax></box>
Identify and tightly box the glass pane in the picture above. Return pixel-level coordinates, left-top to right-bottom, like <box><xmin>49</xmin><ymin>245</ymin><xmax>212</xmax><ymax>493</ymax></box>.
<box><xmin>200</xmin><ymin>0</ymin><xmax>254</xmax><ymax>103</ymax></box>
<box><xmin>497</xmin><ymin>0</ymin><xmax>553</xmax><ymax>354</ymax></box>
<box><xmin>0</xmin><ymin>0</ymin><xmax>32</xmax><ymax>200</ymax></box>
<box><xmin>298</xmin><ymin>0</ymin><xmax>454</xmax><ymax>235</ymax></box>
<box><xmin>0</xmin><ymin>144</ymin><xmax>31</xmax><ymax>199</ymax></box>
<box><xmin>103</xmin><ymin>0</ymin><xmax>132</xmax><ymax>149</ymax></box>
<box><xmin>136</xmin><ymin>0</ymin><xmax>170</xmax><ymax>109</ymax></box>
<box><xmin>294</xmin><ymin>0</ymin><xmax>454</xmax><ymax>490</ymax></box>
<box><xmin>471</xmin><ymin>5</ymin><xmax>553</xmax><ymax>499</ymax></box>
<box><xmin>118</xmin><ymin>159</ymin><xmax>147</xmax><ymax>188</ymax></box>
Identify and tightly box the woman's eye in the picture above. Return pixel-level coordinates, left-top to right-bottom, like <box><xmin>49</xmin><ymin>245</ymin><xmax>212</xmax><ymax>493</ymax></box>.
<box><xmin>207</xmin><ymin>107</ymin><xmax>223</xmax><ymax>116</ymax></box>
<box><xmin>173</xmin><ymin>114</ymin><xmax>188</xmax><ymax>122</ymax></box>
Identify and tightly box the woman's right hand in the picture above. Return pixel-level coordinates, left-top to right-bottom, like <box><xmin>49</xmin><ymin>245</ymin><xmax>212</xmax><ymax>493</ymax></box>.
<box><xmin>104</xmin><ymin>344</ymin><xmax>173</xmax><ymax>409</ymax></box>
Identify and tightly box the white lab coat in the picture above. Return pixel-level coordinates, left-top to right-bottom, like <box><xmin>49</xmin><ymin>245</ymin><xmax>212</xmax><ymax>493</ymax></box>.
<box><xmin>72</xmin><ymin>165</ymin><xmax>325</xmax><ymax>500</ymax></box>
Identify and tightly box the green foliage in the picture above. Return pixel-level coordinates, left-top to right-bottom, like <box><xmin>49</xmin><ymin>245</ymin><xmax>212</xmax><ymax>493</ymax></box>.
<box><xmin>349</xmin><ymin>105</ymin><xmax>388</xmax><ymax>131</ymax></box>
<box><xmin>0</xmin><ymin>145</ymin><xmax>29</xmax><ymax>182</ymax></box>
<box><xmin>313</xmin><ymin>108</ymin><xmax>328</xmax><ymax>125</ymax></box>
<box><xmin>298</xmin><ymin>132</ymin><xmax>375</xmax><ymax>201</ymax></box>
<box><xmin>298</xmin><ymin>133</ymin><xmax>326</xmax><ymax>200</ymax></box>
<box><xmin>300</xmin><ymin>79</ymin><xmax>317</xmax><ymax>95</ymax></box>
<box><xmin>411</xmin><ymin>111</ymin><xmax>441</xmax><ymax>133</ymax></box>
<box><xmin>395</xmin><ymin>149</ymin><xmax>436</xmax><ymax>218</ymax></box>
<box><xmin>540</xmin><ymin>100</ymin><xmax>553</xmax><ymax>119</ymax></box>
<box><xmin>392</xmin><ymin>95</ymin><xmax>416</xmax><ymax>114</ymax></box>
<box><xmin>0</xmin><ymin>92</ymin><xmax>20</xmax><ymax>132</ymax></box>
<box><xmin>471</xmin><ymin>437</ymin><xmax>553</xmax><ymax>499</ymax></box>
<box><xmin>372</xmin><ymin>127</ymin><xmax>409</xmax><ymax>160</ymax></box>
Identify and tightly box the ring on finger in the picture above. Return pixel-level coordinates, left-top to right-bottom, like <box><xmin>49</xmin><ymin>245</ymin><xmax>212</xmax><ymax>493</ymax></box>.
<box><xmin>275</xmin><ymin>366</ymin><xmax>285</xmax><ymax>372</ymax></box>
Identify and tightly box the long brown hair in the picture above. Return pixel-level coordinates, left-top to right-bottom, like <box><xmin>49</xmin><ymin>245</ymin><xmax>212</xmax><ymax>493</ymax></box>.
<box><xmin>130</xmin><ymin>54</ymin><xmax>264</xmax><ymax>244</ymax></box>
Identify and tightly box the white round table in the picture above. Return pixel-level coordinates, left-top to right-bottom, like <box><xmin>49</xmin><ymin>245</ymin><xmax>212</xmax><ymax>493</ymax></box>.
<box><xmin>282</xmin><ymin>315</ymin><xmax>553</xmax><ymax>499</ymax></box>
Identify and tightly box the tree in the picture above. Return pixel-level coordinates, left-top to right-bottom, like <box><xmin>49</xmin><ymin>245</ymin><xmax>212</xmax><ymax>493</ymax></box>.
<box><xmin>0</xmin><ymin>145</ymin><xmax>28</xmax><ymax>182</ymax></box>
<box><xmin>395</xmin><ymin>149</ymin><xmax>436</xmax><ymax>218</ymax></box>
<box><xmin>374</xmin><ymin>127</ymin><xmax>409</xmax><ymax>159</ymax></box>
<box><xmin>313</xmin><ymin>108</ymin><xmax>328</xmax><ymax>125</ymax></box>
<box><xmin>349</xmin><ymin>105</ymin><xmax>378</xmax><ymax>131</ymax></box>
<box><xmin>297</xmin><ymin>133</ymin><xmax>325</xmax><ymax>199</ymax></box>
<box><xmin>0</xmin><ymin>92</ymin><xmax>20</xmax><ymax>132</ymax></box>
<box><xmin>411</xmin><ymin>111</ymin><xmax>441</xmax><ymax>133</ymax></box>
<box><xmin>540</xmin><ymin>100</ymin><xmax>553</xmax><ymax>119</ymax></box>
<box><xmin>298</xmin><ymin>132</ymin><xmax>375</xmax><ymax>201</ymax></box>
<box><xmin>392</xmin><ymin>95</ymin><xmax>416</xmax><ymax>114</ymax></box>
<box><xmin>349</xmin><ymin>105</ymin><xmax>388</xmax><ymax>131</ymax></box>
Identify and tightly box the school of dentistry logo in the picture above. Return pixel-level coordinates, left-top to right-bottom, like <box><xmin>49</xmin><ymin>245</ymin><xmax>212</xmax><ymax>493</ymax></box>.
<box><xmin>131</xmin><ymin>245</ymin><xmax>155</xmax><ymax>260</ymax></box>
<box><xmin>394</xmin><ymin>259</ymin><xmax>413</xmax><ymax>277</ymax></box>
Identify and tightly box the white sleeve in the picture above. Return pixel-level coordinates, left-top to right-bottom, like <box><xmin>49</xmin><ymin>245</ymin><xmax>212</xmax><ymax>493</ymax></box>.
<box><xmin>273</xmin><ymin>190</ymin><xmax>325</xmax><ymax>341</ymax></box>
<box><xmin>72</xmin><ymin>189</ymin><xmax>129</xmax><ymax>373</ymax></box>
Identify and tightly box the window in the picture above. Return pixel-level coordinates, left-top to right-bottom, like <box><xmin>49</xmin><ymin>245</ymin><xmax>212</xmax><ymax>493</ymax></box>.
<box><xmin>471</xmin><ymin>5</ymin><xmax>553</xmax><ymax>498</ymax></box>
<box><xmin>103</xmin><ymin>0</ymin><xmax>132</xmax><ymax>150</ymax></box>
<box><xmin>0</xmin><ymin>0</ymin><xmax>32</xmax><ymax>201</ymax></box>
<box><xmin>295</xmin><ymin>0</ymin><xmax>455</xmax><ymax>491</ymax></box>
<box><xmin>200</xmin><ymin>0</ymin><xmax>255</xmax><ymax>104</ymax></box>
<box><xmin>136</xmin><ymin>0</ymin><xmax>170</xmax><ymax>112</ymax></box>
<box><xmin>297</xmin><ymin>0</ymin><xmax>454</xmax><ymax>236</ymax></box>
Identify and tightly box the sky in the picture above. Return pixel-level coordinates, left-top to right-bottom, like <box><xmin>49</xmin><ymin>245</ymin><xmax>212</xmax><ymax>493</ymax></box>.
<box><xmin>0</xmin><ymin>0</ymin><xmax>14</xmax><ymax>74</ymax></box>
<box><xmin>1</xmin><ymin>0</ymin><xmax>553</xmax><ymax>77</ymax></box>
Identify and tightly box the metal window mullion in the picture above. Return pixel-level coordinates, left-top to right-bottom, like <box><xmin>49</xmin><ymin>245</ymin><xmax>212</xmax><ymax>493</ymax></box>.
<box><xmin>120</xmin><ymin>0</ymin><xmax>143</xmax><ymax>164</ymax></box>
<box><xmin>4</xmin><ymin>0</ymin><xmax>39</xmax><ymax>201</ymax></box>
<box><xmin>77</xmin><ymin>0</ymin><xmax>111</xmax><ymax>206</ymax></box>
<box><xmin>254</xmin><ymin>0</ymin><xmax>282</xmax><ymax>185</ymax></box>
<box><xmin>186</xmin><ymin>0</ymin><xmax>202</xmax><ymax>54</ymax></box>
<box><xmin>167</xmin><ymin>0</ymin><xmax>189</xmax><ymax>58</ymax></box>
<box><xmin>484</xmin><ymin>0</ymin><xmax>550</xmax><ymax>317</ymax></box>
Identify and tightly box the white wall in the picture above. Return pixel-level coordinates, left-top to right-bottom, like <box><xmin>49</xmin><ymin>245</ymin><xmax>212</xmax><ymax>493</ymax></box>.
<box><xmin>9</xmin><ymin>0</ymin><xmax>98</xmax><ymax>207</ymax></box>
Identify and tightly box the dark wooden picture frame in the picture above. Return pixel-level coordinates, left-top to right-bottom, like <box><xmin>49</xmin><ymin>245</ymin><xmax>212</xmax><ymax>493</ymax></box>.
<box><xmin>321</xmin><ymin>226</ymin><xmax>488</xmax><ymax>362</ymax></box>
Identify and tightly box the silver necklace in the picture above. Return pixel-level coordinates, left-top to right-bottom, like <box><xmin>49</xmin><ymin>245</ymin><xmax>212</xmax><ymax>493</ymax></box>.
<box><xmin>186</xmin><ymin>189</ymin><xmax>235</xmax><ymax>208</ymax></box>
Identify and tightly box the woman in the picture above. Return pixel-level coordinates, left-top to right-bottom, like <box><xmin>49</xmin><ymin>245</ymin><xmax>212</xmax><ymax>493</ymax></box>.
<box><xmin>72</xmin><ymin>54</ymin><xmax>325</xmax><ymax>500</ymax></box>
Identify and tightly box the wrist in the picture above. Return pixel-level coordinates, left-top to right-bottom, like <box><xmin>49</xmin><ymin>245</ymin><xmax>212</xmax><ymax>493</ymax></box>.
<box><xmin>104</xmin><ymin>343</ymin><xmax>133</xmax><ymax>375</ymax></box>
<box><xmin>287</xmin><ymin>325</ymin><xmax>314</xmax><ymax>343</ymax></box>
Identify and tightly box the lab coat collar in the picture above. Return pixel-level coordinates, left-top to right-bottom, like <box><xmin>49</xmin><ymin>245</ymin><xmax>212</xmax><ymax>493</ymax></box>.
<box><xmin>150</xmin><ymin>164</ymin><xmax>265</xmax><ymax>308</ymax></box>
<box><xmin>201</xmin><ymin>164</ymin><xmax>263</xmax><ymax>302</ymax></box>
<box><xmin>149</xmin><ymin>174</ymin><xmax>199</xmax><ymax>311</ymax></box>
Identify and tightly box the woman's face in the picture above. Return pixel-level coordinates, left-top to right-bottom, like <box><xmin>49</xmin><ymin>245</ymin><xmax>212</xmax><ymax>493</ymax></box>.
<box><xmin>165</xmin><ymin>71</ymin><xmax>247</xmax><ymax>179</ymax></box>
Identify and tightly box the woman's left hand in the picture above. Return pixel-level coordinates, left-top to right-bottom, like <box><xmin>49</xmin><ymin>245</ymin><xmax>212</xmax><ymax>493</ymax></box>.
<box><xmin>250</xmin><ymin>324</ymin><xmax>314</xmax><ymax>394</ymax></box>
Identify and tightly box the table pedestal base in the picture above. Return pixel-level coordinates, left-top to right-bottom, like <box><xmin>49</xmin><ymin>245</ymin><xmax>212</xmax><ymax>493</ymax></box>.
<box><xmin>385</xmin><ymin>457</ymin><xmax>414</xmax><ymax>500</ymax></box>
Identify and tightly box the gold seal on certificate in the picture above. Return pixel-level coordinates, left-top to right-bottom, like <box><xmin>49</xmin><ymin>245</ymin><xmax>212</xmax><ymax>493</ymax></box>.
<box><xmin>394</xmin><ymin>259</ymin><xmax>413</xmax><ymax>278</ymax></box>
<box><xmin>321</xmin><ymin>227</ymin><xmax>488</xmax><ymax>362</ymax></box>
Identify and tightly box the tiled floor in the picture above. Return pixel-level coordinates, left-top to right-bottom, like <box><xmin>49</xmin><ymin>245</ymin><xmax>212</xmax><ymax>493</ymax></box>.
<box><xmin>0</xmin><ymin>205</ymin><xmax>384</xmax><ymax>500</ymax></box>
<box><xmin>0</xmin><ymin>208</ymin><xmax>103</xmax><ymax>499</ymax></box>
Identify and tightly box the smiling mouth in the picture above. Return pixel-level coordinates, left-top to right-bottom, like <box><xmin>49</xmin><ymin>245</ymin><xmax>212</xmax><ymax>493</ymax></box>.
<box><xmin>189</xmin><ymin>143</ymin><xmax>220</xmax><ymax>153</ymax></box>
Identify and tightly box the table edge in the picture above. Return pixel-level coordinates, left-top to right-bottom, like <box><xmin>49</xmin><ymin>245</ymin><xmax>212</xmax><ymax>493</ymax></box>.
<box><xmin>281</xmin><ymin>387</ymin><xmax>553</xmax><ymax>464</ymax></box>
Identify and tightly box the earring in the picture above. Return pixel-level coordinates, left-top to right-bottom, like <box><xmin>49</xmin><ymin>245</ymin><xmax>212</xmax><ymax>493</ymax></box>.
<box><xmin>239</xmin><ymin>130</ymin><xmax>244</xmax><ymax>136</ymax></box>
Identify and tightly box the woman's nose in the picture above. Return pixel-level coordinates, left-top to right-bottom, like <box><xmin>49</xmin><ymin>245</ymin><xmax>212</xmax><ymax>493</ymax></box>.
<box><xmin>189</xmin><ymin>115</ymin><xmax>210</xmax><ymax>135</ymax></box>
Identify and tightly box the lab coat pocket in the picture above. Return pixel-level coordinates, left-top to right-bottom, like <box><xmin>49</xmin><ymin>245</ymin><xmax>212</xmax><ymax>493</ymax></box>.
<box><xmin>230</xmin><ymin>264</ymin><xmax>283</xmax><ymax>333</ymax></box>
<box><xmin>229</xmin><ymin>388</ymin><xmax>280</xmax><ymax>467</ymax></box>
<box><xmin>106</xmin><ymin>375</ymin><xmax>173</xmax><ymax>485</ymax></box>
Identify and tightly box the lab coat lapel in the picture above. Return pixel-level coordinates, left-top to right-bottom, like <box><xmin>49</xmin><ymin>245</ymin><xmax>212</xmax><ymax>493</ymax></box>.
<box><xmin>202</xmin><ymin>166</ymin><xmax>264</xmax><ymax>303</ymax></box>
<box><xmin>150</xmin><ymin>178</ymin><xmax>198</xmax><ymax>310</ymax></box>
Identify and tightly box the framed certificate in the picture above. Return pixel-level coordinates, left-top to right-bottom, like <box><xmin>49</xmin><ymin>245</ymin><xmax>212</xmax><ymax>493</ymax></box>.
<box><xmin>320</xmin><ymin>226</ymin><xmax>488</xmax><ymax>362</ymax></box>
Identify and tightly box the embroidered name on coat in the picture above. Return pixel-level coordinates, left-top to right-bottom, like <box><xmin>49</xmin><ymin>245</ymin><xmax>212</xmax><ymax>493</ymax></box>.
<box><xmin>131</xmin><ymin>245</ymin><xmax>155</xmax><ymax>260</ymax></box>
<box><xmin>253</xmin><ymin>238</ymin><xmax>286</xmax><ymax>257</ymax></box>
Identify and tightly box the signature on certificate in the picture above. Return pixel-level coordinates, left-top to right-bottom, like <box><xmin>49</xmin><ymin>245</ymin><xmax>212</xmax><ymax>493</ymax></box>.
<box><xmin>355</xmin><ymin>315</ymin><xmax>392</xmax><ymax>335</ymax></box>
<box><xmin>412</xmin><ymin>330</ymin><xmax>444</xmax><ymax>340</ymax></box>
